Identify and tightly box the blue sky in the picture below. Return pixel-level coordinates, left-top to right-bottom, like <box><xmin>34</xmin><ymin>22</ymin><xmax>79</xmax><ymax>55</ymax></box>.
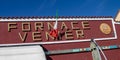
<box><xmin>0</xmin><ymin>0</ymin><xmax>120</xmax><ymax>17</ymax></box>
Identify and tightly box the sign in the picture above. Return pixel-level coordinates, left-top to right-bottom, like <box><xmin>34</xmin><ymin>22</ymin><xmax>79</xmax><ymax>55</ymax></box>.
<box><xmin>0</xmin><ymin>18</ymin><xmax>116</xmax><ymax>44</ymax></box>
<box><xmin>100</xmin><ymin>23</ymin><xmax>111</xmax><ymax>34</ymax></box>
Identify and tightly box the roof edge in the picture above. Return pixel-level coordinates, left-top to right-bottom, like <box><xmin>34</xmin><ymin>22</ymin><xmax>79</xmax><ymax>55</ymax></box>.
<box><xmin>0</xmin><ymin>16</ymin><xmax>112</xmax><ymax>19</ymax></box>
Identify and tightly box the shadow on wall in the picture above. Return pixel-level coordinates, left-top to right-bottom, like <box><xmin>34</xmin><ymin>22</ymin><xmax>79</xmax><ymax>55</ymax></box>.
<box><xmin>41</xmin><ymin>45</ymin><xmax>53</xmax><ymax>60</ymax></box>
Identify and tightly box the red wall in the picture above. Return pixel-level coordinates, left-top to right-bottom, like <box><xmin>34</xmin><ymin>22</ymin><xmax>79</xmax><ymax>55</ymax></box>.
<box><xmin>0</xmin><ymin>20</ymin><xmax>120</xmax><ymax>60</ymax></box>
<box><xmin>43</xmin><ymin>24</ymin><xmax>120</xmax><ymax>60</ymax></box>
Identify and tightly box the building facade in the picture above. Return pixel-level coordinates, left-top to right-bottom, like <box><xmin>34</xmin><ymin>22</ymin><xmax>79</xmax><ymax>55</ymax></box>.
<box><xmin>0</xmin><ymin>11</ymin><xmax>120</xmax><ymax>60</ymax></box>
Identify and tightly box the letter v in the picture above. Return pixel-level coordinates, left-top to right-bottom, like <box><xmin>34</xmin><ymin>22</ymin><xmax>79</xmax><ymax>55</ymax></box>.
<box><xmin>19</xmin><ymin>32</ymin><xmax>27</xmax><ymax>42</ymax></box>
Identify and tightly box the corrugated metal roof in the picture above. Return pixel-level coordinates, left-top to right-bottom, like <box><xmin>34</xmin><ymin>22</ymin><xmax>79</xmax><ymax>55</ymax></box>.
<box><xmin>0</xmin><ymin>16</ymin><xmax>112</xmax><ymax>19</ymax></box>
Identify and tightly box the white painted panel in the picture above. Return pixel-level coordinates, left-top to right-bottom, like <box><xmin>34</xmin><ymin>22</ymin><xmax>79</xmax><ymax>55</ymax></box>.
<box><xmin>115</xmin><ymin>10</ymin><xmax>120</xmax><ymax>22</ymax></box>
<box><xmin>0</xmin><ymin>45</ymin><xmax>46</xmax><ymax>60</ymax></box>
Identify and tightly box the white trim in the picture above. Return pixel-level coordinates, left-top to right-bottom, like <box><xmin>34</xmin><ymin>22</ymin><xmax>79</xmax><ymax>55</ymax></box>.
<box><xmin>95</xmin><ymin>18</ymin><xmax>117</xmax><ymax>41</ymax></box>
<box><xmin>0</xmin><ymin>18</ymin><xmax>117</xmax><ymax>46</ymax></box>
<box><xmin>114</xmin><ymin>22</ymin><xmax>120</xmax><ymax>24</ymax></box>
<box><xmin>0</xmin><ymin>18</ymin><xmax>113</xmax><ymax>22</ymax></box>
<box><xmin>0</xmin><ymin>39</ymin><xmax>91</xmax><ymax>46</ymax></box>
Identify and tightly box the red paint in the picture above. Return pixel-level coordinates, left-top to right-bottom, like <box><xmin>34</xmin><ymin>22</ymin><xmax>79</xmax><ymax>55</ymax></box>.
<box><xmin>0</xmin><ymin>19</ymin><xmax>120</xmax><ymax>60</ymax></box>
<box><xmin>0</xmin><ymin>20</ymin><xmax>114</xmax><ymax>44</ymax></box>
<box><xmin>50</xmin><ymin>29</ymin><xmax>58</xmax><ymax>38</ymax></box>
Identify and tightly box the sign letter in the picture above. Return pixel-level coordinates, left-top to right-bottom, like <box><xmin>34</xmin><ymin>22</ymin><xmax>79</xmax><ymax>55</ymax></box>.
<box><xmin>32</xmin><ymin>32</ymin><xmax>42</xmax><ymax>41</ymax></box>
<box><xmin>35</xmin><ymin>22</ymin><xmax>44</xmax><ymax>31</ymax></box>
<box><xmin>22</xmin><ymin>22</ymin><xmax>31</xmax><ymax>32</ymax></box>
<box><xmin>71</xmin><ymin>22</ymin><xmax>80</xmax><ymax>30</ymax></box>
<box><xmin>65</xmin><ymin>30</ymin><xmax>74</xmax><ymax>40</ymax></box>
<box><xmin>8</xmin><ymin>23</ymin><xmax>17</xmax><ymax>32</ymax></box>
<box><xmin>19</xmin><ymin>32</ymin><xmax>27</xmax><ymax>42</ymax></box>
<box><xmin>76</xmin><ymin>30</ymin><xmax>84</xmax><ymax>38</ymax></box>
<box><xmin>82</xmin><ymin>21</ymin><xmax>90</xmax><ymax>30</ymax></box>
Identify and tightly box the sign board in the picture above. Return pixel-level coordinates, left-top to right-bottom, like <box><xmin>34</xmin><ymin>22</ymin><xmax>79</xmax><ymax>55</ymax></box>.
<box><xmin>0</xmin><ymin>18</ymin><xmax>116</xmax><ymax>44</ymax></box>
